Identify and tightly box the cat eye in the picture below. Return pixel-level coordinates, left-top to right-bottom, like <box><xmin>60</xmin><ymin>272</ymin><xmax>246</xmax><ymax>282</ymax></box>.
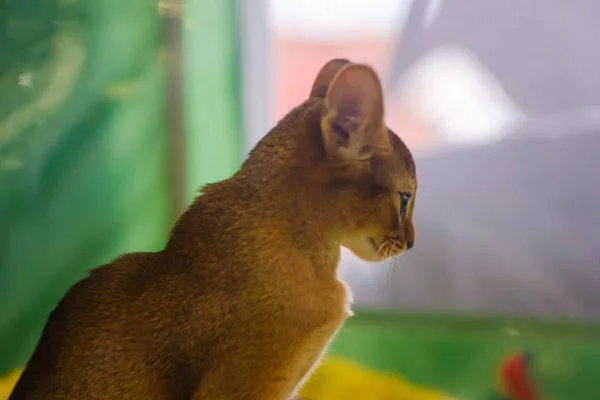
<box><xmin>399</xmin><ymin>192</ymin><xmax>411</xmax><ymax>216</ymax></box>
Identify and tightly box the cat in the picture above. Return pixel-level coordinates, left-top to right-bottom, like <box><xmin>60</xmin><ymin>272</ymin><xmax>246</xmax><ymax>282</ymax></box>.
<box><xmin>9</xmin><ymin>58</ymin><xmax>416</xmax><ymax>399</ymax></box>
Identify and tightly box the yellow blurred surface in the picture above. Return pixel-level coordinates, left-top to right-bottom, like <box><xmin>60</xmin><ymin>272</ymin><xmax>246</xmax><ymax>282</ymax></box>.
<box><xmin>0</xmin><ymin>359</ymin><xmax>455</xmax><ymax>400</ymax></box>
<box><xmin>0</xmin><ymin>369</ymin><xmax>21</xmax><ymax>400</ymax></box>
<box><xmin>299</xmin><ymin>357</ymin><xmax>455</xmax><ymax>400</ymax></box>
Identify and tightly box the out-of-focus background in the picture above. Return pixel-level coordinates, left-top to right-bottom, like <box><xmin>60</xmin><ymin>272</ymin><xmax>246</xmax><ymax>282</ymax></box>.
<box><xmin>2</xmin><ymin>0</ymin><xmax>600</xmax><ymax>399</ymax></box>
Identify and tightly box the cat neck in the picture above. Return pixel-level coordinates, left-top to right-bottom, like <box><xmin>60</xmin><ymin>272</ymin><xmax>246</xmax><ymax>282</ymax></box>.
<box><xmin>164</xmin><ymin>175</ymin><xmax>342</xmax><ymax>276</ymax></box>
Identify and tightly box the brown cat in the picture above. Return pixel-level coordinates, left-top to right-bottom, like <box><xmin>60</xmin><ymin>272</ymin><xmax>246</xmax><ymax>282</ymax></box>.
<box><xmin>9</xmin><ymin>59</ymin><xmax>416</xmax><ymax>400</ymax></box>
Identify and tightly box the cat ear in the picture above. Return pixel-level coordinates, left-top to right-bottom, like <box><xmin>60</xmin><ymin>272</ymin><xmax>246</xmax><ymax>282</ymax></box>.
<box><xmin>309</xmin><ymin>59</ymin><xmax>351</xmax><ymax>99</ymax></box>
<box><xmin>321</xmin><ymin>64</ymin><xmax>390</xmax><ymax>163</ymax></box>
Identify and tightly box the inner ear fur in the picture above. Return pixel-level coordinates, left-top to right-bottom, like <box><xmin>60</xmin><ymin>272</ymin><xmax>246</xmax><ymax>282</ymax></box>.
<box><xmin>320</xmin><ymin>63</ymin><xmax>391</xmax><ymax>163</ymax></box>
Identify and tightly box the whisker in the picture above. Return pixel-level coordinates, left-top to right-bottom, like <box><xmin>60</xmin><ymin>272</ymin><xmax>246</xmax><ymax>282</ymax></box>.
<box><xmin>383</xmin><ymin>251</ymin><xmax>394</xmax><ymax>285</ymax></box>
<box><xmin>382</xmin><ymin>240</ymin><xmax>404</xmax><ymax>286</ymax></box>
<box><xmin>376</xmin><ymin>240</ymin><xmax>389</xmax><ymax>255</ymax></box>
<box><xmin>378</xmin><ymin>244</ymin><xmax>388</xmax><ymax>285</ymax></box>
<box><xmin>381</xmin><ymin>245</ymin><xmax>394</xmax><ymax>285</ymax></box>
<box><xmin>382</xmin><ymin>263</ymin><xmax>390</xmax><ymax>286</ymax></box>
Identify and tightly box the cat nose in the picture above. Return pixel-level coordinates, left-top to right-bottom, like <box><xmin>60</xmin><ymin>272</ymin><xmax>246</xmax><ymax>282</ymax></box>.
<box><xmin>406</xmin><ymin>240</ymin><xmax>414</xmax><ymax>249</ymax></box>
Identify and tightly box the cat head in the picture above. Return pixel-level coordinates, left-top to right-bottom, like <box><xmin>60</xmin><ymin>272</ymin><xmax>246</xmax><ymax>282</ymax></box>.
<box><xmin>242</xmin><ymin>59</ymin><xmax>416</xmax><ymax>262</ymax></box>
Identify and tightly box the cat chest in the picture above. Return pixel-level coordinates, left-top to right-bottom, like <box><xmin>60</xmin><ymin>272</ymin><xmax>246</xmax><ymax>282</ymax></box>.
<box><xmin>290</xmin><ymin>277</ymin><xmax>353</xmax><ymax>326</ymax></box>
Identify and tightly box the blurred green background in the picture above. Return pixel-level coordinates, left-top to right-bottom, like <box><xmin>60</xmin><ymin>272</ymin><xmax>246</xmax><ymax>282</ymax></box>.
<box><xmin>0</xmin><ymin>0</ymin><xmax>240</xmax><ymax>372</ymax></box>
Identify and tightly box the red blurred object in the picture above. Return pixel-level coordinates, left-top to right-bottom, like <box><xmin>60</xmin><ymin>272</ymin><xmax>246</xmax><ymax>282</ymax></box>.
<box><xmin>498</xmin><ymin>352</ymin><xmax>540</xmax><ymax>400</ymax></box>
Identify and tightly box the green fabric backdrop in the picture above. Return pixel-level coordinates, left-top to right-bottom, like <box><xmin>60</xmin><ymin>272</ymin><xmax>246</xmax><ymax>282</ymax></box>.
<box><xmin>0</xmin><ymin>0</ymin><xmax>242</xmax><ymax>374</ymax></box>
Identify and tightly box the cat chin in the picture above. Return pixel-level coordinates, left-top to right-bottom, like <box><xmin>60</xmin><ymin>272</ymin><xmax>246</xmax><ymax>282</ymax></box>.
<box><xmin>341</xmin><ymin>237</ymin><xmax>398</xmax><ymax>263</ymax></box>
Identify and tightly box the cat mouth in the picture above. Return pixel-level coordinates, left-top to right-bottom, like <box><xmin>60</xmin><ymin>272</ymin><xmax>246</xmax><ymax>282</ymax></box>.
<box><xmin>369</xmin><ymin>237</ymin><xmax>407</xmax><ymax>259</ymax></box>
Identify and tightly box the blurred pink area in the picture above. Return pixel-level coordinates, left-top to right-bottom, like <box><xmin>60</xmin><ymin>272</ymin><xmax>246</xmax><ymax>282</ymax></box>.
<box><xmin>272</xmin><ymin>36</ymin><xmax>431</xmax><ymax>153</ymax></box>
